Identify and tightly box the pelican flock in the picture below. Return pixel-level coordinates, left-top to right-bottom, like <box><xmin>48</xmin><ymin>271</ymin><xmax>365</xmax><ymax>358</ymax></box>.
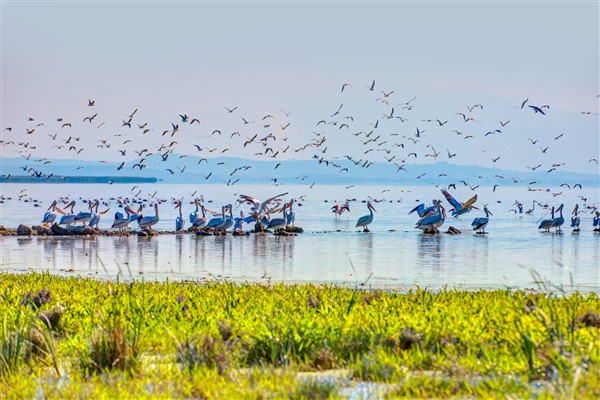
<box><xmin>0</xmin><ymin>78</ymin><xmax>596</xmax><ymax>237</ymax></box>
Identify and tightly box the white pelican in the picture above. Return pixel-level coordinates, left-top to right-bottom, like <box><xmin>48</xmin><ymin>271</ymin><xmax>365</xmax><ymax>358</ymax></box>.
<box><xmin>550</xmin><ymin>204</ymin><xmax>565</xmax><ymax>233</ymax></box>
<box><xmin>189</xmin><ymin>199</ymin><xmax>200</xmax><ymax>225</ymax></box>
<box><xmin>111</xmin><ymin>205</ymin><xmax>140</xmax><ymax>230</ymax></box>
<box><xmin>205</xmin><ymin>205</ymin><xmax>226</xmax><ymax>231</ymax></box>
<box><xmin>355</xmin><ymin>201</ymin><xmax>376</xmax><ymax>232</ymax></box>
<box><xmin>471</xmin><ymin>205</ymin><xmax>492</xmax><ymax>234</ymax></box>
<box><xmin>285</xmin><ymin>198</ymin><xmax>296</xmax><ymax>227</ymax></box>
<box><xmin>175</xmin><ymin>200</ymin><xmax>185</xmax><ymax>231</ymax></box>
<box><xmin>192</xmin><ymin>201</ymin><xmax>207</xmax><ymax>229</ymax></box>
<box><xmin>266</xmin><ymin>204</ymin><xmax>288</xmax><ymax>233</ymax></box>
<box><xmin>570</xmin><ymin>204</ymin><xmax>581</xmax><ymax>232</ymax></box>
<box><xmin>538</xmin><ymin>207</ymin><xmax>555</xmax><ymax>232</ymax></box>
<box><xmin>89</xmin><ymin>201</ymin><xmax>110</xmax><ymax>228</ymax></box>
<box><xmin>138</xmin><ymin>202</ymin><xmax>160</xmax><ymax>230</ymax></box>
<box><xmin>441</xmin><ymin>189</ymin><xmax>477</xmax><ymax>217</ymax></box>
<box><xmin>42</xmin><ymin>200</ymin><xmax>59</xmax><ymax>226</ymax></box>
<box><xmin>237</xmin><ymin>192</ymin><xmax>288</xmax><ymax>230</ymax></box>
<box><xmin>73</xmin><ymin>200</ymin><xmax>95</xmax><ymax>226</ymax></box>
<box><xmin>221</xmin><ymin>205</ymin><xmax>234</xmax><ymax>231</ymax></box>
<box><xmin>415</xmin><ymin>201</ymin><xmax>445</xmax><ymax>232</ymax></box>
<box><xmin>58</xmin><ymin>201</ymin><xmax>77</xmax><ymax>226</ymax></box>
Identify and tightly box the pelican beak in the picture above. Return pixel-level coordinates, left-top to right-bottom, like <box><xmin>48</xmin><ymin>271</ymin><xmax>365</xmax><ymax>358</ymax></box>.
<box><xmin>100</xmin><ymin>207</ymin><xmax>110</xmax><ymax>215</ymax></box>
<box><xmin>471</xmin><ymin>206</ymin><xmax>479</xmax><ymax>210</ymax></box>
<box><xmin>371</xmin><ymin>204</ymin><xmax>377</xmax><ymax>212</ymax></box>
<box><xmin>175</xmin><ymin>202</ymin><xmax>181</xmax><ymax>209</ymax></box>
<box><xmin>488</xmin><ymin>210</ymin><xmax>493</xmax><ymax>216</ymax></box>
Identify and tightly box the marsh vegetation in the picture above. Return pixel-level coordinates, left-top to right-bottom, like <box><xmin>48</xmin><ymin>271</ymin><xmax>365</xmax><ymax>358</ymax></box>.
<box><xmin>1</xmin><ymin>273</ymin><xmax>598</xmax><ymax>398</ymax></box>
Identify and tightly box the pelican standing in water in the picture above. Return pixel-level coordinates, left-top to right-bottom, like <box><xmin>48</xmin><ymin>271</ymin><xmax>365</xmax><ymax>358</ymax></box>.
<box><xmin>415</xmin><ymin>201</ymin><xmax>445</xmax><ymax>233</ymax></box>
<box><xmin>175</xmin><ymin>200</ymin><xmax>185</xmax><ymax>231</ymax></box>
<box><xmin>42</xmin><ymin>200</ymin><xmax>59</xmax><ymax>226</ymax></box>
<box><xmin>550</xmin><ymin>204</ymin><xmax>565</xmax><ymax>233</ymax></box>
<box><xmin>138</xmin><ymin>202</ymin><xmax>160</xmax><ymax>230</ymax></box>
<box><xmin>593</xmin><ymin>211</ymin><xmax>600</xmax><ymax>232</ymax></box>
<box><xmin>409</xmin><ymin>200</ymin><xmax>438</xmax><ymax>218</ymax></box>
<box><xmin>570</xmin><ymin>204</ymin><xmax>581</xmax><ymax>232</ymax></box>
<box><xmin>538</xmin><ymin>206</ymin><xmax>555</xmax><ymax>232</ymax></box>
<box><xmin>355</xmin><ymin>201</ymin><xmax>376</xmax><ymax>232</ymax></box>
<box><xmin>285</xmin><ymin>198</ymin><xmax>296</xmax><ymax>227</ymax></box>
<box><xmin>471</xmin><ymin>205</ymin><xmax>492</xmax><ymax>234</ymax></box>
<box><xmin>267</xmin><ymin>204</ymin><xmax>288</xmax><ymax>233</ymax></box>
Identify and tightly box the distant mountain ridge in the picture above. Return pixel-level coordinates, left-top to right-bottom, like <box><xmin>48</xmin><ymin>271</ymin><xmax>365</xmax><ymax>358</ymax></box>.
<box><xmin>1</xmin><ymin>156</ymin><xmax>598</xmax><ymax>187</ymax></box>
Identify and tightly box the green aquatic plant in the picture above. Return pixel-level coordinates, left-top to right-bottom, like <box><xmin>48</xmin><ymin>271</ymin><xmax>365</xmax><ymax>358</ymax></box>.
<box><xmin>0</xmin><ymin>272</ymin><xmax>598</xmax><ymax>398</ymax></box>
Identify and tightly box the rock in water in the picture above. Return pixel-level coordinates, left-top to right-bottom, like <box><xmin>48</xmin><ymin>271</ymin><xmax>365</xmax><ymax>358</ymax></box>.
<box><xmin>16</xmin><ymin>224</ymin><xmax>33</xmax><ymax>236</ymax></box>
<box><xmin>51</xmin><ymin>223</ymin><xmax>71</xmax><ymax>236</ymax></box>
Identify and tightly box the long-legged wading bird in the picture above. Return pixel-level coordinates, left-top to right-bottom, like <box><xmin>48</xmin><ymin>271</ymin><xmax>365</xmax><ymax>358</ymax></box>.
<box><xmin>355</xmin><ymin>201</ymin><xmax>376</xmax><ymax>232</ymax></box>
<box><xmin>471</xmin><ymin>205</ymin><xmax>492</xmax><ymax>234</ymax></box>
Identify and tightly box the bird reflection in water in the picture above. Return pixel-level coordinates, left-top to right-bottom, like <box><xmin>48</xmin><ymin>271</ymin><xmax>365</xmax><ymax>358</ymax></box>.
<box><xmin>417</xmin><ymin>233</ymin><xmax>444</xmax><ymax>270</ymax></box>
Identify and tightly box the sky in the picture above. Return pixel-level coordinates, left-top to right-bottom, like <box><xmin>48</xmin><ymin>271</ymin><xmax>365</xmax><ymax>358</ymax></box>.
<box><xmin>1</xmin><ymin>1</ymin><xmax>599</xmax><ymax>179</ymax></box>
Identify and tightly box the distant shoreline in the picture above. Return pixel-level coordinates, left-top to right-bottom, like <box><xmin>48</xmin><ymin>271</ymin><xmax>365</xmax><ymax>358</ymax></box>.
<box><xmin>0</xmin><ymin>176</ymin><xmax>158</xmax><ymax>184</ymax></box>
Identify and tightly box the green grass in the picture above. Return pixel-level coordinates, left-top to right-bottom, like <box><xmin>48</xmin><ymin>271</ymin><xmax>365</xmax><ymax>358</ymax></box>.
<box><xmin>0</xmin><ymin>272</ymin><xmax>599</xmax><ymax>398</ymax></box>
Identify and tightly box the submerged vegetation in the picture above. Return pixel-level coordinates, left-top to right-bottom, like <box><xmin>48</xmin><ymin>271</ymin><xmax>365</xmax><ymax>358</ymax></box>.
<box><xmin>0</xmin><ymin>272</ymin><xmax>598</xmax><ymax>398</ymax></box>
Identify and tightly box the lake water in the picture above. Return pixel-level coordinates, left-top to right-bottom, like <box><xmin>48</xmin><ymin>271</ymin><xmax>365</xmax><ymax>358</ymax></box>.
<box><xmin>1</xmin><ymin>183</ymin><xmax>599</xmax><ymax>292</ymax></box>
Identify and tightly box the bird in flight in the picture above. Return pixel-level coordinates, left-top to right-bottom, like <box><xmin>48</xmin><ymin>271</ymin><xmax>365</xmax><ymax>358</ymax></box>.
<box><xmin>341</xmin><ymin>83</ymin><xmax>351</xmax><ymax>93</ymax></box>
<box><xmin>528</xmin><ymin>105</ymin><xmax>546</xmax><ymax>115</ymax></box>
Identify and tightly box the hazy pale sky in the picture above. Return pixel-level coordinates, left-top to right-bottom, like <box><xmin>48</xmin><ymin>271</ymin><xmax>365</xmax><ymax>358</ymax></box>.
<box><xmin>2</xmin><ymin>1</ymin><xmax>599</xmax><ymax>175</ymax></box>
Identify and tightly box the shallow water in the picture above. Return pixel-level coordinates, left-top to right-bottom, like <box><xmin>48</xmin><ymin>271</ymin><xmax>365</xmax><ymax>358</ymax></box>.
<box><xmin>1</xmin><ymin>183</ymin><xmax>599</xmax><ymax>291</ymax></box>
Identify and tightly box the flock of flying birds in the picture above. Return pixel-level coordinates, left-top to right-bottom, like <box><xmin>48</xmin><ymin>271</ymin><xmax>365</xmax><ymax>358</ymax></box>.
<box><xmin>1</xmin><ymin>79</ymin><xmax>599</xmax><ymax>234</ymax></box>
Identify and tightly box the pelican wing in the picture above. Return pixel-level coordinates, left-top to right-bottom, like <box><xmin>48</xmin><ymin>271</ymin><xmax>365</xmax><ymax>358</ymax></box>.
<box><xmin>461</xmin><ymin>194</ymin><xmax>478</xmax><ymax>209</ymax></box>
<box><xmin>409</xmin><ymin>203</ymin><xmax>424</xmax><ymax>216</ymax></box>
<box><xmin>441</xmin><ymin>189</ymin><xmax>462</xmax><ymax>211</ymax></box>
<box><xmin>355</xmin><ymin>215</ymin><xmax>371</xmax><ymax>227</ymax></box>
<box><xmin>259</xmin><ymin>192</ymin><xmax>289</xmax><ymax>213</ymax></box>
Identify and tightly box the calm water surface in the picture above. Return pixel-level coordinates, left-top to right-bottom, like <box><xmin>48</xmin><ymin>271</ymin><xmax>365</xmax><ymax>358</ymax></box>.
<box><xmin>1</xmin><ymin>184</ymin><xmax>599</xmax><ymax>292</ymax></box>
